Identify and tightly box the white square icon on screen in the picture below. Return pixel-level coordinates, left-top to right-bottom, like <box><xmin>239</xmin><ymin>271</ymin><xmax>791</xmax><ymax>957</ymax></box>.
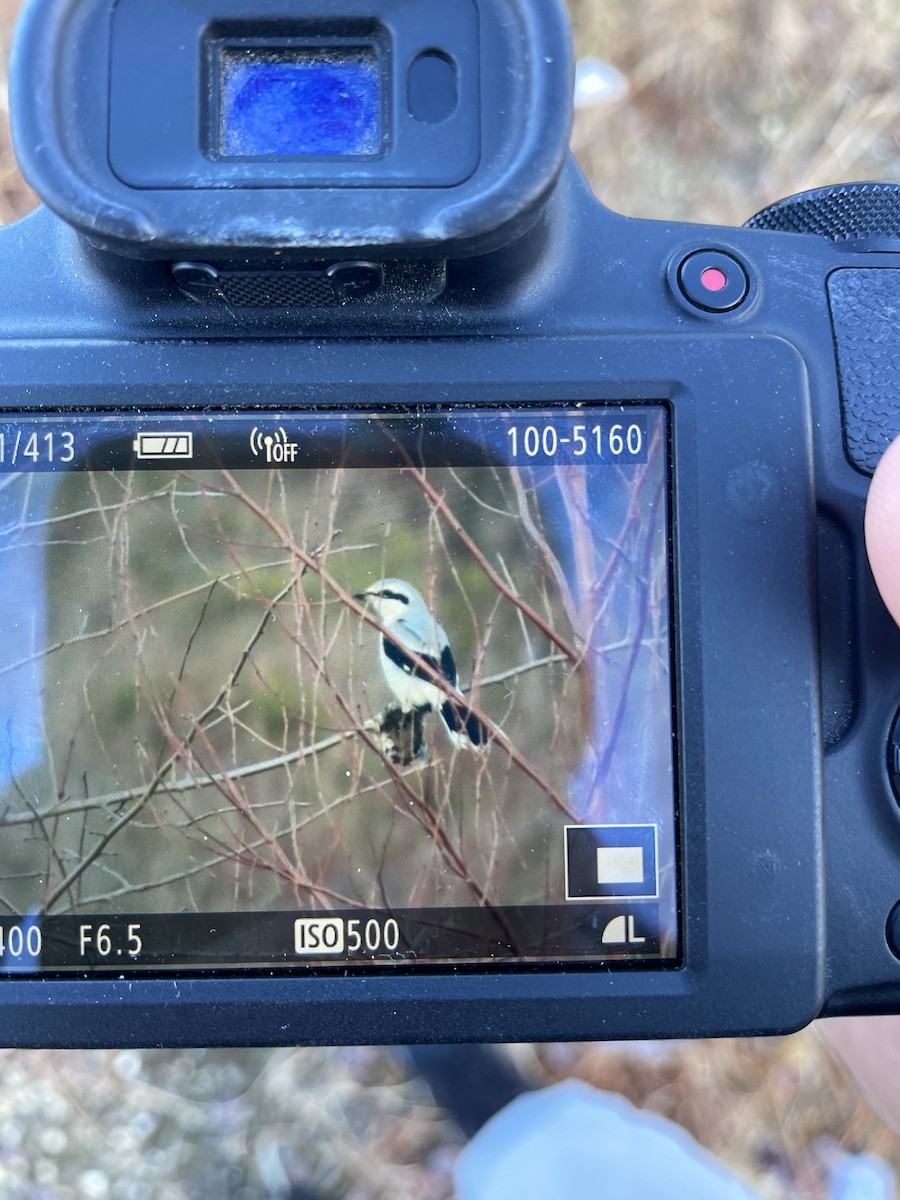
<box><xmin>564</xmin><ymin>823</ymin><xmax>659</xmax><ymax>900</ymax></box>
<box><xmin>595</xmin><ymin>845</ymin><xmax>645</xmax><ymax>886</ymax></box>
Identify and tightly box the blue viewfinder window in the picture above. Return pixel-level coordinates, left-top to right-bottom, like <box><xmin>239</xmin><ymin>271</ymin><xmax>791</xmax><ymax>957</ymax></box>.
<box><xmin>220</xmin><ymin>49</ymin><xmax>381</xmax><ymax>158</ymax></box>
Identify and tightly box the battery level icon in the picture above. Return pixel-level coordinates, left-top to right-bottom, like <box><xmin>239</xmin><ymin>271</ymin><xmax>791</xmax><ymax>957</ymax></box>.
<box><xmin>133</xmin><ymin>432</ymin><xmax>194</xmax><ymax>461</ymax></box>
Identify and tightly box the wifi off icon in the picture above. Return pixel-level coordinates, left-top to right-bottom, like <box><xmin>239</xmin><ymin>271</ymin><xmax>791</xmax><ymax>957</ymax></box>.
<box><xmin>250</xmin><ymin>426</ymin><xmax>299</xmax><ymax>464</ymax></box>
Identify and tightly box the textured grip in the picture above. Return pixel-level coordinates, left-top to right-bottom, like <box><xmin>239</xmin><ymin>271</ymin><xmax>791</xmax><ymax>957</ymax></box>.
<box><xmin>828</xmin><ymin>269</ymin><xmax>900</xmax><ymax>474</ymax></box>
<box><xmin>747</xmin><ymin>182</ymin><xmax>900</xmax><ymax>240</ymax></box>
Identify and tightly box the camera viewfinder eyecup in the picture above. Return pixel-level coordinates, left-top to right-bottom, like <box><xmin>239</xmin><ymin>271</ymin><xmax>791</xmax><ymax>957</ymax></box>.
<box><xmin>9</xmin><ymin>0</ymin><xmax>574</xmax><ymax>262</ymax></box>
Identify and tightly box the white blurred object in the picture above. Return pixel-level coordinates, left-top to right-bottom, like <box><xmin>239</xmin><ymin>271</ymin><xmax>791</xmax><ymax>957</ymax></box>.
<box><xmin>455</xmin><ymin>1080</ymin><xmax>762</xmax><ymax>1200</ymax></box>
<box><xmin>828</xmin><ymin>1152</ymin><xmax>896</xmax><ymax>1200</ymax></box>
<box><xmin>574</xmin><ymin>57</ymin><xmax>629</xmax><ymax>108</ymax></box>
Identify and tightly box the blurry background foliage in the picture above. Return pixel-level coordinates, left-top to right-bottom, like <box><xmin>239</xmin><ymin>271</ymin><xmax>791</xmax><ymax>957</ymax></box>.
<box><xmin>569</xmin><ymin>0</ymin><xmax>900</xmax><ymax>224</ymax></box>
<box><xmin>0</xmin><ymin>2</ymin><xmax>898</xmax><ymax>1200</ymax></box>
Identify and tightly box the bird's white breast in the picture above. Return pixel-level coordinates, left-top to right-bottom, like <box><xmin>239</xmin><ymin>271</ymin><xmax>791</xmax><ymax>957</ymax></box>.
<box><xmin>379</xmin><ymin>646</ymin><xmax>445</xmax><ymax>712</ymax></box>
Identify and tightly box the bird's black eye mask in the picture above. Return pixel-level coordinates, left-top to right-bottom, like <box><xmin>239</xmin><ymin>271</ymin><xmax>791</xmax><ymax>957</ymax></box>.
<box><xmin>378</xmin><ymin>590</ymin><xmax>410</xmax><ymax>604</ymax></box>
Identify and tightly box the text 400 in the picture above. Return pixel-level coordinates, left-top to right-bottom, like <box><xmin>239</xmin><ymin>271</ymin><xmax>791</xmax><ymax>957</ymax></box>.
<box><xmin>0</xmin><ymin>924</ymin><xmax>41</xmax><ymax>958</ymax></box>
<box><xmin>506</xmin><ymin>423</ymin><xmax>644</xmax><ymax>458</ymax></box>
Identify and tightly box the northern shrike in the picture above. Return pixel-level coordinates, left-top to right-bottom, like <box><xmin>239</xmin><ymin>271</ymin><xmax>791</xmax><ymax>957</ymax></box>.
<box><xmin>355</xmin><ymin>579</ymin><xmax>489</xmax><ymax>749</ymax></box>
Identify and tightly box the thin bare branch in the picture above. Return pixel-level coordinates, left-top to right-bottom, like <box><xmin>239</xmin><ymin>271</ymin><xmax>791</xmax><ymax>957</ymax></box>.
<box><xmin>404</xmin><ymin>466</ymin><xmax>581</xmax><ymax>664</ymax></box>
<box><xmin>37</xmin><ymin>552</ymin><xmax>320</xmax><ymax>912</ymax></box>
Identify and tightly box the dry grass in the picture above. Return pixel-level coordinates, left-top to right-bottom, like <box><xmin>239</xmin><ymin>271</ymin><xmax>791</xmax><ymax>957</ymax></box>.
<box><xmin>0</xmin><ymin>0</ymin><xmax>34</xmax><ymax>223</ymax></box>
<box><xmin>2</xmin><ymin>1034</ymin><xmax>899</xmax><ymax>1198</ymax></box>
<box><xmin>570</xmin><ymin>0</ymin><xmax>900</xmax><ymax>224</ymax></box>
<box><xmin>528</xmin><ymin>1036</ymin><xmax>900</xmax><ymax>1198</ymax></box>
<box><xmin>0</xmin><ymin>1</ymin><xmax>898</xmax><ymax>1197</ymax></box>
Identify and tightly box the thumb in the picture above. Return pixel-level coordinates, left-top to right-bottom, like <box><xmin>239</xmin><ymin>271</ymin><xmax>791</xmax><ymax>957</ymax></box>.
<box><xmin>865</xmin><ymin>435</ymin><xmax>900</xmax><ymax>628</ymax></box>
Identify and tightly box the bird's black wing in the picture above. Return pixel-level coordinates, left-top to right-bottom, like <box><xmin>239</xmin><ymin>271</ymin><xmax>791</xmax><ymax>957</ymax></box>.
<box><xmin>440</xmin><ymin>642</ymin><xmax>458</xmax><ymax>689</ymax></box>
<box><xmin>382</xmin><ymin>636</ymin><xmax>448</xmax><ymax>684</ymax></box>
<box><xmin>440</xmin><ymin>697</ymin><xmax>491</xmax><ymax>746</ymax></box>
<box><xmin>383</xmin><ymin>620</ymin><xmax>459</xmax><ymax>688</ymax></box>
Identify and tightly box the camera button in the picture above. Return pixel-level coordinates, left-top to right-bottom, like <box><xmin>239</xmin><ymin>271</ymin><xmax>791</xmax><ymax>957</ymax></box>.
<box><xmin>889</xmin><ymin>709</ymin><xmax>900</xmax><ymax>806</ymax></box>
<box><xmin>677</xmin><ymin>250</ymin><xmax>750</xmax><ymax>313</ymax></box>
<box><xmin>887</xmin><ymin>902</ymin><xmax>900</xmax><ymax>962</ymax></box>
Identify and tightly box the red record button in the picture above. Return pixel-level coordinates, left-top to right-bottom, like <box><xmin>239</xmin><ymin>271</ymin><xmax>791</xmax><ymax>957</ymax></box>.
<box><xmin>677</xmin><ymin>250</ymin><xmax>750</xmax><ymax>313</ymax></box>
<box><xmin>700</xmin><ymin>267</ymin><xmax>728</xmax><ymax>292</ymax></box>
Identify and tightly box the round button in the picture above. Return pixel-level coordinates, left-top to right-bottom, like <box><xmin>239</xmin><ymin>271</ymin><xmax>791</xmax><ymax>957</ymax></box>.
<box><xmin>677</xmin><ymin>250</ymin><xmax>750</xmax><ymax>313</ymax></box>
<box><xmin>889</xmin><ymin>709</ymin><xmax>900</xmax><ymax>807</ymax></box>
<box><xmin>887</xmin><ymin>901</ymin><xmax>900</xmax><ymax>962</ymax></box>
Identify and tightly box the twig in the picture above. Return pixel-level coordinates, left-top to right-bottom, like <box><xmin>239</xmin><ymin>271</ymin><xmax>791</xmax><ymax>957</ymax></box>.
<box><xmin>1</xmin><ymin>655</ymin><xmax>577</xmax><ymax>828</ymax></box>
<box><xmin>38</xmin><ymin>555</ymin><xmax>318</xmax><ymax>913</ymax></box>
<box><xmin>404</xmin><ymin>466</ymin><xmax>581</xmax><ymax>664</ymax></box>
<box><xmin>213</xmin><ymin>472</ymin><xmax>578</xmax><ymax>821</ymax></box>
<box><xmin>0</xmin><ymin>557</ymin><xmax>297</xmax><ymax>680</ymax></box>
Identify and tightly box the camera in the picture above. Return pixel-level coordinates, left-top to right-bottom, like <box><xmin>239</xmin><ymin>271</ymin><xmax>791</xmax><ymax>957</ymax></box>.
<box><xmin>0</xmin><ymin>0</ymin><xmax>899</xmax><ymax>1049</ymax></box>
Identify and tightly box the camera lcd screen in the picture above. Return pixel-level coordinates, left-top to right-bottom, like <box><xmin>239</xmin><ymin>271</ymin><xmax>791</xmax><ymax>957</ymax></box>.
<box><xmin>0</xmin><ymin>407</ymin><xmax>677</xmax><ymax>975</ymax></box>
<box><xmin>218</xmin><ymin>47</ymin><xmax>382</xmax><ymax>158</ymax></box>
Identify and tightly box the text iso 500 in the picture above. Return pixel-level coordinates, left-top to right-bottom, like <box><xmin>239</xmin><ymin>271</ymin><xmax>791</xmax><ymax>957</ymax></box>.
<box><xmin>294</xmin><ymin>916</ymin><xmax>401</xmax><ymax>958</ymax></box>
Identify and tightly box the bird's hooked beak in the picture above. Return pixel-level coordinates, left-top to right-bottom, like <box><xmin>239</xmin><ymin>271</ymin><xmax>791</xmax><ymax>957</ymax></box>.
<box><xmin>354</xmin><ymin>590</ymin><xmax>370</xmax><ymax>603</ymax></box>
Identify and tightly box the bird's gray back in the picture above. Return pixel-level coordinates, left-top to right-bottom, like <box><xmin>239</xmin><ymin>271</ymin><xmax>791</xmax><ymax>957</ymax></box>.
<box><xmin>392</xmin><ymin>614</ymin><xmax>446</xmax><ymax>658</ymax></box>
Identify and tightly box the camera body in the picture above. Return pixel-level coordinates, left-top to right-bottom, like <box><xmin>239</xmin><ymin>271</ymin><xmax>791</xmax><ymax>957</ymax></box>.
<box><xmin>0</xmin><ymin>0</ymin><xmax>899</xmax><ymax>1048</ymax></box>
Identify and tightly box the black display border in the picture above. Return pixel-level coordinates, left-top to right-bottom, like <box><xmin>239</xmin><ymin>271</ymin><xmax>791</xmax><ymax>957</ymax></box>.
<box><xmin>0</xmin><ymin>402</ymin><xmax>680</xmax><ymax>978</ymax></box>
<box><xmin>0</xmin><ymin>332</ymin><xmax>824</xmax><ymax>1046</ymax></box>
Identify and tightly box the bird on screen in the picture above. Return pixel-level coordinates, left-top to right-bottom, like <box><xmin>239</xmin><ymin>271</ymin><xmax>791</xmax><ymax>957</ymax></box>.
<box><xmin>355</xmin><ymin>579</ymin><xmax>489</xmax><ymax>750</ymax></box>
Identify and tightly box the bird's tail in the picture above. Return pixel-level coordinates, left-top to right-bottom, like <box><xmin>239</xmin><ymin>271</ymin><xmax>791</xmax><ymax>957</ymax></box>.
<box><xmin>440</xmin><ymin>697</ymin><xmax>491</xmax><ymax>749</ymax></box>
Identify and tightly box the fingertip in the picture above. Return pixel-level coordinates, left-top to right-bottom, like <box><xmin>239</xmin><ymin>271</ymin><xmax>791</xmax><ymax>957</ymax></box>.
<box><xmin>865</xmin><ymin>436</ymin><xmax>900</xmax><ymax>629</ymax></box>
